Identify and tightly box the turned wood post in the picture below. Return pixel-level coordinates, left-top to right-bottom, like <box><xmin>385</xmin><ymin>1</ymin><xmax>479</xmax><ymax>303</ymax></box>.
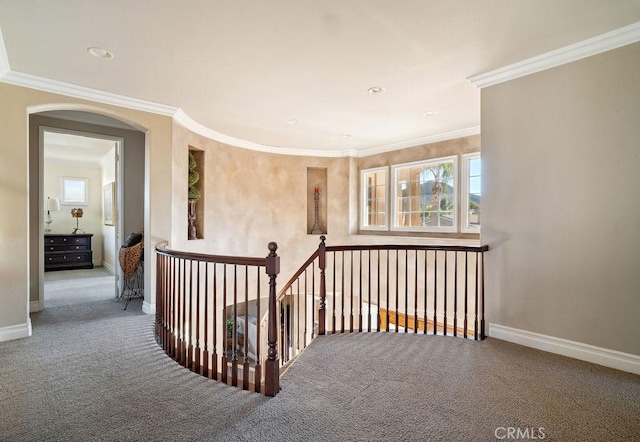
<box><xmin>318</xmin><ymin>235</ymin><xmax>327</xmax><ymax>336</ymax></box>
<box><xmin>264</xmin><ymin>242</ymin><xmax>280</xmax><ymax>397</ymax></box>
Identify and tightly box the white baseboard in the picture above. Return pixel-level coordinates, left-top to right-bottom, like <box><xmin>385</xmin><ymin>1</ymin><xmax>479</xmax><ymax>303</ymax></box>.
<box><xmin>0</xmin><ymin>320</ymin><xmax>32</xmax><ymax>342</ymax></box>
<box><xmin>102</xmin><ymin>261</ymin><xmax>115</xmax><ymax>274</ymax></box>
<box><xmin>142</xmin><ymin>300</ymin><xmax>155</xmax><ymax>315</ymax></box>
<box><xmin>489</xmin><ymin>323</ymin><xmax>640</xmax><ymax>375</ymax></box>
<box><xmin>30</xmin><ymin>300</ymin><xmax>44</xmax><ymax>313</ymax></box>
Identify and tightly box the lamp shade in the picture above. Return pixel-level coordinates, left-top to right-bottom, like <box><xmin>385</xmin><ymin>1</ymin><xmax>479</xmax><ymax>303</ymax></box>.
<box><xmin>45</xmin><ymin>197</ymin><xmax>60</xmax><ymax>212</ymax></box>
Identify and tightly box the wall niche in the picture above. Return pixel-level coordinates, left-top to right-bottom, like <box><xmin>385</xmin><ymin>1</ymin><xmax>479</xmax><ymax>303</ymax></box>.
<box><xmin>307</xmin><ymin>167</ymin><xmax>327</xmax><ymax>235</ymax></box>
<box><xmin>188</xmin><ymin>147</ymin><xmax>204</xmax><ymax>240</ymax></box>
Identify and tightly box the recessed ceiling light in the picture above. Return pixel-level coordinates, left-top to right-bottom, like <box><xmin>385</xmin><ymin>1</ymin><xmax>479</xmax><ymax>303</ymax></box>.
<box><xmin>87</xmin><ymin>47</ymin><xmax>114</xmax><ymax>59</ymax></box>
<box><xmin>423</xmin><ymin>111</ymin><xmax>439</xmax><ymax>116</ymax></box>
<box><xmin>368</xmin><ymin>87</ymin><xmax>385</xmax><ymax>95</ymax></box>
<box><xmin>342</xmin><ymin>134</ymin><xmax>353</xmax><ymax>138</ymax></box>
<box><xmin>288</xmin><ymin>119</ymin><xmax>299</xmax><ymax>125</ymax></box>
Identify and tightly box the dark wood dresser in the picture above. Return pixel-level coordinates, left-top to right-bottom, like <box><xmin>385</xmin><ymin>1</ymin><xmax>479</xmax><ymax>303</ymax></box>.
<box><xmin>44</xmin><ymin>233</ymin><xmax>94</xmax><ymax>271</ymax></box>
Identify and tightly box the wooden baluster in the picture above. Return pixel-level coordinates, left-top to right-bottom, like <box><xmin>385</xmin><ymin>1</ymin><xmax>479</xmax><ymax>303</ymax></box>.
<box><xmin>255</xmin><ymin>268</ymin><xmax>261</xmax><ymax>393</ymax></box>
<box><xmin>404</xmin><ymin>249</ymin><xmax>408</xmax><ymax>334</ymax></box>
<box><xmin>367</xmin><ymin>250</ymin><xmax>372</xmax><ymax>333</ymax></box>
<box><xmin>195</xmin><ymin>260</ymin><xmax>201</xmax><ymax>373</ymax></box>
<box><xmin>414</xmin><ymin>249</ymin><xmax>418</xmax><ymax>333</ymax></box>
<box><xmin>311</xmin><ymin>262</ymin><xmax>316</xmax><ymax>340</ymax></box>
<box><xmin>423</xmin><ymin>250</ymin><xmax>428</xmax><ymax>334</ymax></box>
<box><xmin>349</xmin><ymin>250</ymin><xmax>354</xmax><ymax>333</ymax></box>
<box><xmin>318</xmin><ymin>235</ymin><xmax>326</xmax><ymax>336</ymax></box>
<box><xmin>376</xmin><ymin>250</ymin><xmax>380</xmax><ymax>332</ymax></box>
<box><xmin>433</xmin><ymin>251</ymin><xmax>437</xmax><ymax>336</ymax></box>
<box><xmin>341</xmin><ymin>251</ymin><xmax>345</xmax><ymax>333</ymax></box>
<box><xmin>464</xmin><ymin>252</ymin><xmax>468</xmax><ymax>339</ymax></box>
<box><xmin>474</xmin><ymin>252</ymin><xmax>479</xmax><ymax>341</ymax></box>
<box><xmin>358</xmin><ymin>250</ymin><xmax>363</xmax><ymax>333</ymax></box>
<box><xmin>480</xmin><ymin>251</ymin><xmax>486</xmax><ymax>340</ymax></box>
<box><xmin>304</xmin><ymin>268</ymin><xmax>308</xmax><ymax>348</ymax></box>
<box><xmin>178</xmin><ymin>259</ymin><xmax>184</xmax><ymax>364</ymax></box>
<box><xmin>395</xmin><ymin>249</ymin><xmax>399</xmax><ymax>333</ymax></box>
<box><xmin>221</xmin><ymin>264</ymin><xmax>227</xmax><ymax>384</ymax></box>
<box><xmin>444</xmin><ymin>251</ymin><xmax>448</xmax><ymax>337</ymax></box>
<box><xmin>188</xmin><ymin>260</ymin><xmax>194</xmax><ymax>370</ymax></box>
<box><xmin>333</xmin><ymin>251</ymin><xmax>336</xmax><ymax>334</ymax></box>
<box><xmin>265</xmin><ymin>242</ymin><xmax>280</xmax><ymax>397</ymax></box>
<box><xmin>453</xmin><ymin>252</ymin><xmax>458</xmax><ymax>337</ymax></box>
<box><xmin>243</xmin><ymin>266</ymin><xmax>249</xmax><ymax>390</ymax></box>
<box><xmin>385</xmin><ymin>250</ymin><xmax>389</xmax><ymax>332</ymax></box>
<box><xmin>203</xmin><ymin>263</ymin><xmax>209</xmax><ymax>377</ymax></box>
<box><xmin>212</xmin><ymin>263</ymin><xmax>218</xmax><ymax>380</ymax></box>
<box><xmin>232</xmin><ymin>265</ymin><xmax>238</xmax><ymax>387</ymax></box>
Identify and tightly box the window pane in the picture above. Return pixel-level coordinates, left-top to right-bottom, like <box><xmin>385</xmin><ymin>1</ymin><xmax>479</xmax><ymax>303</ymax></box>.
<box><xmin>464</xmin><ymin>156</ymin><xmax>481</xmax><ymax>231</ymax></box>
<box><xmin>393</xmin><ymin>157</ymin><xmax>456</xmax><ymax>230</ymax></box>
<box><xmin>362</xmin><ymin>168</ymin><xmax>387</xmax><ymax>228</ymax></box>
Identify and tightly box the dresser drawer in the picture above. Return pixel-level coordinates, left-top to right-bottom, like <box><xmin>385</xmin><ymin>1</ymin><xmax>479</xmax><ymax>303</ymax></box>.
<box><xmin>45</xmin><ymin>236</ymin><xmax>90</xmax><ymax>247</ymax></box>
<box><xmin>46</xmin><ymin>250</ymin><xmax>90</xmax><ymax>262</ymax></box>
<box><xmin>44</xmin><ymin>244</ymin><xmax>91</xmax><ymax>253</ymax></box>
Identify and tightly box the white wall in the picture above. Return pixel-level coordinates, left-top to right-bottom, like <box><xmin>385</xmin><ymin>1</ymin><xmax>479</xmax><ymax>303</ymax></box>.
<box><xmin>101</xmin><ymin>148</ymin><xmax>116</xmax><ymax>272</ymax></box>
<box><xmin>43</xmin><ymin>160</ymin><xmax>104</xmax><ymax>266</ymax></box>
<box><xmin>482</xmin><ymin>42</ymin><xmax>640</xmax><ymax>357</ymax></box>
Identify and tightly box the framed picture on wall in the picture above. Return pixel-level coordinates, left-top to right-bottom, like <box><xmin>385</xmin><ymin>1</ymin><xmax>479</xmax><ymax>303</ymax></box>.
<box><xmin>61</xmin><ymin>177</ymin><xmax>88</xmax><ymax>205</ymax></box>
<box><xmin>103</xmin><ymin>182</ymin><xmax>115</xmax><ymax>226</ymax></box>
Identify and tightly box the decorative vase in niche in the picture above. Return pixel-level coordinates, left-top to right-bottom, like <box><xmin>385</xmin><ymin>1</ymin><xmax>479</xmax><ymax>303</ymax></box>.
<box><xmin>188</xmin><ymin>198</ymin><xmax>198</xmax><ymax>240</ymax></box>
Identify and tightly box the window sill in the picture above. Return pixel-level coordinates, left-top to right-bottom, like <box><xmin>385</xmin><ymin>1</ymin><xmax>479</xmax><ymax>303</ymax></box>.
<box><xmin>357</xmin><ymin>229</ymin><xmax>480</xmax><ymax>241</ymax></box>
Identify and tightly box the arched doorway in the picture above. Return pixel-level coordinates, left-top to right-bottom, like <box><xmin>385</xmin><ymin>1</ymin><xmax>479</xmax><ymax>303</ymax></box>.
<box><xmin>28</xmin><ymin>108</ymin><xmax>147</xmax><ymax>318</ymax></box>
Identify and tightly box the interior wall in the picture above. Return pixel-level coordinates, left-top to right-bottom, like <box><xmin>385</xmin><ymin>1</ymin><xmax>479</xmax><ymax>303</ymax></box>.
<box><xmin>0</xmin><ymin>82</ymin><xmax>172</xmax><ymax>338</ymax></box>
<box><xmin>171</xmin><ymin>122</ymin><xmax>352</xmax><ymax>281</ymax></box>
<box><xmin>43</xmin><ymin>159</ymin><xmax>104</xmax><ymax>265</ymax></box>
<box><xmin>101</xmin><ymin>149</ymin><xmax>116</xmax><ymax>272</ymax></box>
<box><xmin>482</xmin><ymin>42</ymin><xmax>640</xmax><ymax>356</ymax></box>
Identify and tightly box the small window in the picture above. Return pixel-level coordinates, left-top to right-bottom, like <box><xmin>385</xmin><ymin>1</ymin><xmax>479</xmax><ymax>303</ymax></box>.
<box><xmin>462</xmin><ymin>153</ymin><xmax>481</xmax><ymax>233</ymax></box>
<box><xmin>360</xmin><ymin>167</ymin><xmax>388</xmax><ymax>230</ymax></box>
<box><xmin>61</xmin><ymin>177</ymin><xmax>88</xmax><ymax>205</ymax></box>
<box><xmin>391</xmin><ymin>156</ymin><xmax>457</xmax><ymax>232</ymax></box>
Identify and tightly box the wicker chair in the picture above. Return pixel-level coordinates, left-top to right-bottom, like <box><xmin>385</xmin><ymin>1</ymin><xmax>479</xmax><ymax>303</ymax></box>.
<box><xmin>117</xmin><ymin>239</ymin><xmax>144</xmax><ymax>309</ymax></box>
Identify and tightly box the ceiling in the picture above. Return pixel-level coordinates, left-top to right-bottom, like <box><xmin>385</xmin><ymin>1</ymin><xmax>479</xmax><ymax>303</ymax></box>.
<box><xmin>2</xmin><ymin>1</ymin><xmax>640</xmax><ymax>155</ymax></box>
<box><xmin>44</xmin><ymin>130</ymin><xmax>116</xmax><ymax>164</ymax></box>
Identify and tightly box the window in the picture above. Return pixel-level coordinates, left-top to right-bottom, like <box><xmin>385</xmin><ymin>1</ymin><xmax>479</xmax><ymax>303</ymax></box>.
<box><xmin>462</xmin><ymin>153</ymin><xmax>481</xmax><ymax>232</ymax></box>
<box><xmin>360</xmin><ymin>167</ymin><xmax>388</xmax><ymax>230</ymax></box>
<box><xmin>61</xmin><ymin>177</ymin><xmax>88</xmax><ymax>205</ymax></box>
<box><xmin>392</xmin><ymin>156</ymin><xmax>457</xmax><ymax>232</ymax></box>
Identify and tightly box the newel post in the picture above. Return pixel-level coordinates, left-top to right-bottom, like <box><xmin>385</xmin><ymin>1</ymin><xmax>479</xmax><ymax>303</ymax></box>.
<box><xmin>264</xmin><ymin>242</ymin><xmax>280</xmax><ymax>397</ymax></box>
<box><xmin>318</xmin><ymin>235</ymin><xmax>327</xmax><ymax>335</ymax></box>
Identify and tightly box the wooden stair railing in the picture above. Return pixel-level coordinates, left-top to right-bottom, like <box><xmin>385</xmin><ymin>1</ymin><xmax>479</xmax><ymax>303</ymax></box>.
<box><xmin>274</xmin><ymin>236</ymin><xmax>489</xmax><ymax>371</ymax></box>
<box><xmin>154</xmin><ymin>241</ymin><xmax>280</xmax><ymax>396</ymax></box>
<box><xmin>156</xmin><ymin>237</ymin><xmax>489</xmax><ymax>397</ymax></box>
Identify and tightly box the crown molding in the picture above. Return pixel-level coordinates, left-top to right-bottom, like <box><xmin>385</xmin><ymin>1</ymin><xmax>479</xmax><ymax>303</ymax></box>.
<box><xmin>469</xmin><ymin>21</ymin><xmax>640</xmax><ymax>88</ymax></box>
<box><xmin>1</xmin><ymin>70</ymin><xmax>178</xmax><ymax>116</ymax></box>
<box><xmin>173</xmin><ymin>109</ymin><xmax>349</xmax><ymax>158</ymax></box>
<box><xmin>355</xmin><ymin>126</ymin><xmax>481</xmax><ymax>158</ymax></box>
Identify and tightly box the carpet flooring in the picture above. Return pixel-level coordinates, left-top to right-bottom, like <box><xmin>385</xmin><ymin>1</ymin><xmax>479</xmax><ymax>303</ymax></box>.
<box><xmin>1</xmin><ymin>268</ymin><xmax>639</xmax><ymax>441</ymax></box>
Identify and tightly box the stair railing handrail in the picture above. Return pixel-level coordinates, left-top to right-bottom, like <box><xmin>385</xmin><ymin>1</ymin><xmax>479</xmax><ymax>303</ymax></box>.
<box><xmin>154</xmin><ymin>241</ymin><xmax>281</xmax><ymax>396</ymax></box>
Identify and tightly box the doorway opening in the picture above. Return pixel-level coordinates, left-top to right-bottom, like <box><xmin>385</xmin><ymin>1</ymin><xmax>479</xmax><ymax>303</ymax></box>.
<box><xmin>29</xmin><ymin>110</ymin><xmax>146</xmax><ymax>320</ymax></box>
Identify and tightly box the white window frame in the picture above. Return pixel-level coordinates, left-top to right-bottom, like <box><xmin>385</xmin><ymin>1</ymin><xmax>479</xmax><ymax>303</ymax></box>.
<box><xmin>360</xmin><ymin>166</ymin><xmax>388</xmax><ymax>231</ymax></box>
<box><xmin>461</xmin><ymin>153</ymin><xmax>481</xmax><ymax>233</ymax></box>
<box><xmin>391</xmin><ymin>156</ymin><xmax>458</xmax><ymax>233</ymax></box>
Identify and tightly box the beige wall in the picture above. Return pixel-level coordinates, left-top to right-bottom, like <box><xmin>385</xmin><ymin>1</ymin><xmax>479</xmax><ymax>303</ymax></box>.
<box><xmin>482</xmin><ymin>42</ymin><xmax>640</xmax><ymax>355</ymax></box>
<box><xmin>0</xmin><ymin>83</ymin><xmax>173</xmax><ymax>337</ymax></box>
<box><xmin>43</xmin><ymin>160</ymin><xmax>104</xmax><ymax>265</ymax></box>
<box><xmin>171</xmin><ymin>122</ymin><xmax>353</xmax><ymax>281</ymax></box>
